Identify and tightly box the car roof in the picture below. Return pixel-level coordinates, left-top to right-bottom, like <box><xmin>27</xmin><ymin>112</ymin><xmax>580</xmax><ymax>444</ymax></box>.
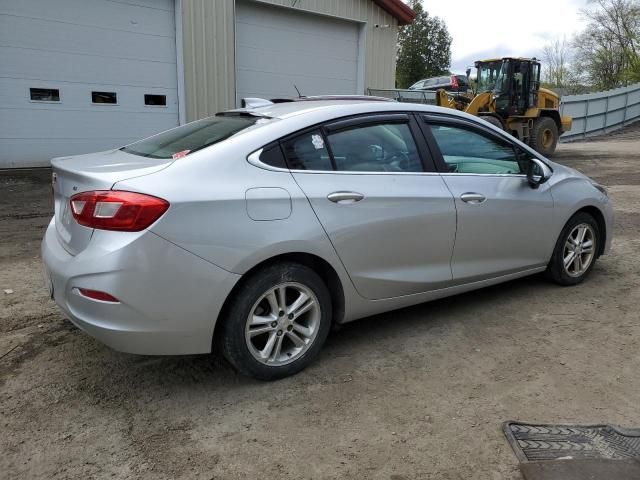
<box><xmin>231</xmin><ymin>96</ymin><xmax>396</xmax><ymax>119</ymax></box>
<box><xmin>227</xmin><ymin>97</ymin><xmax>489</xmax><ymax>121</ymax></box>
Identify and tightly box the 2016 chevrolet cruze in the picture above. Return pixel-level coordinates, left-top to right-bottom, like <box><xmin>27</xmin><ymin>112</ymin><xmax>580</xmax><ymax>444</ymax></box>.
<box><xmin>42</xmin><ymin>97</ymin><xmax>613</xmax><ymax>380</ymax></box>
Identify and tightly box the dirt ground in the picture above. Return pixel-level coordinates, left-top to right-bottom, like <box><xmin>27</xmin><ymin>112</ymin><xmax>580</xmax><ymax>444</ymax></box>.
<box><xmin>1</xmin><ymin>124</ymin><xmax>639</xmax><ymax>480</ymax></box>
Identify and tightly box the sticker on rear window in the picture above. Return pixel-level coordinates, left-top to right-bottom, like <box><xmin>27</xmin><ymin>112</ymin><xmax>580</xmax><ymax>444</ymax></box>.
<box><xmin>172</xmin><ymin>149</ymin><xmax>191</xmax><ymax>159</ymax></box>
<box><xmin>311</xmin><ymin>134</ymin><xmax>324</xmax><ymax>150</ymax></box>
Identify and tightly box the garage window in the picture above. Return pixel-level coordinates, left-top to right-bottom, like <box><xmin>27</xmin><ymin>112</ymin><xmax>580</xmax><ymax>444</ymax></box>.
<box><xmin>145</xmin><ymin>94</ymin><xmax>167</xmax><ymax>106</ymax></box>
<box><xmin>30</xmin><ymin>88</ymin><xmax>60</xmax><ymax>102</ymax></box>
<box><xmin>92</xmin><ymin>91</ymin><xmax>117</xmax><ymax>104</ymax></box>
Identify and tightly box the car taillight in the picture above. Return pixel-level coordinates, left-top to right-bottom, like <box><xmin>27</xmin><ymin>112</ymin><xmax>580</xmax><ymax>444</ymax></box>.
<box><xmin>450</xmin><ymin>75</ymin><xmax>459</xmax><ymax>89</ymax></box>
<box><xmin>69</xmin><ymin>190</ymin><xmax>169</xmax><ymax>231</ymax></box>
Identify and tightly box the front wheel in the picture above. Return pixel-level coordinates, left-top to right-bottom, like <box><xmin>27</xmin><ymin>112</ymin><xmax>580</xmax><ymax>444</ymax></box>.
<box><xmin>546</xmin><ymin>212</ymin><xmax>600</xmax><ymax>286</ymax></box>
<box><xmin>220</xmin><ymin>262</ymin><xmax>332</xmax><ymax>380</ymax></box>
<box><xmin>530</xmin><ymin>117</ymin><xmax>559</xmax><ymax>156</ymax></box>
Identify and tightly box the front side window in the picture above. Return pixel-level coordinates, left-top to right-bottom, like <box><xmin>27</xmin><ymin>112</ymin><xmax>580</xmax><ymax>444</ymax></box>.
<box><xmin>515</xmin><ymin>145</ymin><xmax>543</xmax><ymax>176</ymax></box>
<box><xmin>430</xmin><ymin>123</ymin><xmax>523</xmax><ymax>175</ymax></box>
<box><xmin>327</xmin><ymin>122</ymin><xmax>423</xmax><ymax>173</ymax></box>
<box><xmin>476</xmin><ymin>61</ymin><xmax>504</xmax><ymax>93</ymax></box>
<box><xmin>121</xmin><ymin>114</ymin><xmax>262</xmax><ymax>159</ymax></box>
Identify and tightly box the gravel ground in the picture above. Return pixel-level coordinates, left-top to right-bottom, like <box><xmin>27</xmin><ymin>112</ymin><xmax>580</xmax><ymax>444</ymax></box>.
<box><xmin>1</xmin><ymin>124</ymin><xmax>639</xmax><ymax>480</ymax></box>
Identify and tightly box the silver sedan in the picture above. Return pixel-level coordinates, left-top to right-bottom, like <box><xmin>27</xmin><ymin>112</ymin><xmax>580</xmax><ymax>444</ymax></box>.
<box><xmin>41</xmin><ymin>98</ymin><xmax>613</xmax><ymax>380</ymax></box>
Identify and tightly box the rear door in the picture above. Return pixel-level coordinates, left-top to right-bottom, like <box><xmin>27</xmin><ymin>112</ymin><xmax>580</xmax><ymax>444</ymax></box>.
<box><xmin>421</xmin><ymin>115</ymin><xmax>555</xmax><ymax>283</ymax></box>
<box><xmin>287</xmin><ymin>114</ymin><xmax>456</xmax><ymax>300</ymax></box>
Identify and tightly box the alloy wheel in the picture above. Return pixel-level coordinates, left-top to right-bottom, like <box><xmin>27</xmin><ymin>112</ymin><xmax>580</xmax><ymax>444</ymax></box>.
<box><xmin>245</xmin><ymin>282</ymin><xmax>321</xmax><ymax>366</ymax></box>
<box><xmin>563</xmin><ymin>223</ymin><xmax>596</xmax><ymax>277</ymax></box>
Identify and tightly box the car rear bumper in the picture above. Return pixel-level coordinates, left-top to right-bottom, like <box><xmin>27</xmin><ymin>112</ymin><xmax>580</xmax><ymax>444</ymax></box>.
<box><xmin>41</xmin><ymin>218</ymin><xmax>240</xmax><ymax>355</ymax></box>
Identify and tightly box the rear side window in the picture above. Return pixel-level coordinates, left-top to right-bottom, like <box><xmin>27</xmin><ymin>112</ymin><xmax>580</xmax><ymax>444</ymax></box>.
<box><xmin>121</xmin><ymin>115</ymin><xmax>261</xmax><ymax>159</ymax></box>
<box><xmin>259</xmin><ymin>144</ymin><xmax>287</xmax><ymax>168</ymax></box>
<box><xmin>282</xmin><ymin>129</ymin><xmax>333</xmax><ymax>171</ymax></box>
<box><xmin>429</xmin><ymin>123</ymin><xmax>523</xmax><ymax>174</ymax></box>
<box><xmin>326</xmin><ymin>123</ymin><xmax>423</xmax><ymax>172</ymax></box>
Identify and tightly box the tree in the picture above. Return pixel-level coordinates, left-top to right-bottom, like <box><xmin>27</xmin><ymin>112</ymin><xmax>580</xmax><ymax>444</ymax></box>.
<box><xmin>396</xmin><ymin>0</ymin><xmax>452</xmax><ymax>88</ymax></box>
<box><xmin>574</xmin><ymin>0</ymin><xmax>640</xmax><ymax>89</ymax></box>
<box><xmin>542</xmin><ymin>37</ymin><xmax>572</xmax><ymax>87</ymax></box>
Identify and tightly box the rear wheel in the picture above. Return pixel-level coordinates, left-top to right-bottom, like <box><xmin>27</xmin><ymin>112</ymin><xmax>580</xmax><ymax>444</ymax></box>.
<box><xmin>547</xmin><ymin>212</ymin><xmax>600</xmax><ymax>286</ymax></box>
<box><xmin>530</xmin><ymin>117</ymin><xmax>559</xmax><ymax>156</ymax></box>
<box><xmin>220</xmin><ymin>262</ymin><xmax>332</xmax><ymax>380</ymax></box>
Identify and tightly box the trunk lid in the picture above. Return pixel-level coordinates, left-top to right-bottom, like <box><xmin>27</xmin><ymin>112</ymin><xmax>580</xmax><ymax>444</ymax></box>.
<box><xmin>51</xmin><ymin>149</ymin><xmax>172</xmax><ymax>255</ymax></box>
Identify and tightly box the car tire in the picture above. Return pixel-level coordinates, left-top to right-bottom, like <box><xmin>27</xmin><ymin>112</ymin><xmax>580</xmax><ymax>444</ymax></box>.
<box><xmin>546</xmin><ymin>212</ymin><xmax>600</xmax><ymax>286</ymax></box>
<box><xmin>530</xmin><ymin>117</ymin><xmax>559</xmax><ymax>156</ymax></box>
<box><xmin>220</xmin><ymin>262</ymin><xmax>332</xmax><ymax>381</ymax></box>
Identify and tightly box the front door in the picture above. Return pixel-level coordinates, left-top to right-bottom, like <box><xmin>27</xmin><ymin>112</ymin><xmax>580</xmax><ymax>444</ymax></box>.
<box><xmin>424</xmin><ymin>117</ymin><xmax>555</xmax><ymax>283</ymax></box>
<box><xmin>284</xmin><ymin>114</ymin><xmax>457</xmax><ymax>300</ymax></box>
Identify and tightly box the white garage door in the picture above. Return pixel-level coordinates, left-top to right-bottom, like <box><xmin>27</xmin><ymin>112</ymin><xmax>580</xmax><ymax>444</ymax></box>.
<box><xmin>235</xmin><ymin>0</ymin><xmax>361</xmax><ymax>104</ymax></box>
<box><xmin>0</xmin><ymin>0</ymin><xmax>179</xmax><ymax>168</ymax></box>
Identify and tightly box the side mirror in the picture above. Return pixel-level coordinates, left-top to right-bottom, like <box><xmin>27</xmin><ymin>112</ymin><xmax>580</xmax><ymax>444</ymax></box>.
<box><xmin>527</xmin><ymin>157</ymin><xmax>552</xmax><ymax>189</ymax></box>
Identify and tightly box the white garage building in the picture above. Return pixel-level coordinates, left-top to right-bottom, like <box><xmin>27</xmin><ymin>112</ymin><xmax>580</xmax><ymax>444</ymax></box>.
<box><xmin>0</xmin><ymin>0</ymin><xmax>414</xmax><ymax>168</ymax></box>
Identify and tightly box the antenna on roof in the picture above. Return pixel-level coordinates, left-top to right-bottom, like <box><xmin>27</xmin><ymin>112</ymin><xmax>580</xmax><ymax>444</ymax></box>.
<box><xmin>293</xmin><ymin>84</ymin><xmax>303</xmax><ymax>98</ymax></box>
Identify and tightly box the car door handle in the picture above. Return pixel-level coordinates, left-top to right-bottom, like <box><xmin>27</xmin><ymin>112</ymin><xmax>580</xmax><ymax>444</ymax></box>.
<box><xmin>327</xmin><ymin>191</ymin><xmax>365</xmax><ymax>204</ymax></box>
<box><xmin>460</xmin><ymin>193</ymin><xmax>487</xmax><ymax>204</ymax></box>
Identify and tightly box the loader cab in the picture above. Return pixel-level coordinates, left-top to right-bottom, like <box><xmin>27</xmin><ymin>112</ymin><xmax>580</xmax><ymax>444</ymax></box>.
<box><xmin>475</xmin><ymin>58</ymin><xmax>541</xmax><ymax>119</ymax></box>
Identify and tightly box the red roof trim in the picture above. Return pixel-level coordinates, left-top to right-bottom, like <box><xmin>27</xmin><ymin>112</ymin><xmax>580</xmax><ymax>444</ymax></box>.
<box><xmin>373</xmin><ymin>0</ymin><xmax>416</xmax><ymax>25</ymax></box>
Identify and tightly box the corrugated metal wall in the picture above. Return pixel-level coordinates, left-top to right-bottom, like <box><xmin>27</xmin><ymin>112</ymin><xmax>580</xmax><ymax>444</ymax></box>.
<box><xmin>560</xmin><ymin>82</ymin><xmax>640</xmax><ymax>141</ymax></box>
<box><xmin>181</xmin><ymin>0</ymin><xmax>236</xmax><ymax>121</ymax></box>
<box><xmin>181</xmin><ymin>0</ymin><xmax>398</xmax><ymax>121</ymax></box>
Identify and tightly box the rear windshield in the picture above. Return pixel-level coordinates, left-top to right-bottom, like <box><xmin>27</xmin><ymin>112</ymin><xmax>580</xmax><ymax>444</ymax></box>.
<box><xmin>121</xmin><ymin>114</ymin><xmax>262</xmax><ymax>159</ymax></box>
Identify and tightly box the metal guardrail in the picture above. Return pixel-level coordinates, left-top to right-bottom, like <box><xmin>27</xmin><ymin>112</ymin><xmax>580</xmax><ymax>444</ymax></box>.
<box><xmin>367</xmin><ymin>88</ymin><xmax>437</xmax><ymax>104</ymax></box>
<box><xmin>559</xmin><ymin>83</ymin><xmax>640</xmax><ymax>140</ymax></box>
<box><xmin>369</xmin><ymin>84</ymin><xmax>640</xmax><ymax>141</ymax></box>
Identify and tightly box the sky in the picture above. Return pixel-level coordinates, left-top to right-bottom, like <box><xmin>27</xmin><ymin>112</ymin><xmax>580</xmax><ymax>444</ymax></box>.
<box><xmin>418</xmin><ymin>0</ymin><xmax>591</xmax><ymax>73</ymax></box>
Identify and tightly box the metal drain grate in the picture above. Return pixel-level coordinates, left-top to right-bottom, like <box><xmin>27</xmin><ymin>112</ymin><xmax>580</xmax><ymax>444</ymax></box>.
<box><xmin>503</xmin><ymin>422</ymin><xmax>640</xmax><ymax>463</ymax></box>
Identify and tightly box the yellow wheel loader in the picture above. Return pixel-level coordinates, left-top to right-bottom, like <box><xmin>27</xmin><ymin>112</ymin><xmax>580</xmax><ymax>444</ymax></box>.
<box><xmin>436</xmin><ymin>58</ymin><xmax>572</xmax><ymax>156</ymax></box>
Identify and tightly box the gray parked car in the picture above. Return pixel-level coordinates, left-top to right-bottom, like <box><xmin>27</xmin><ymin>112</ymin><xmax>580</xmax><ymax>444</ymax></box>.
<box><xmin>42</xmin><ymin>97</ymin><xmax>613</xmax><ymax>380</ymax></box>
